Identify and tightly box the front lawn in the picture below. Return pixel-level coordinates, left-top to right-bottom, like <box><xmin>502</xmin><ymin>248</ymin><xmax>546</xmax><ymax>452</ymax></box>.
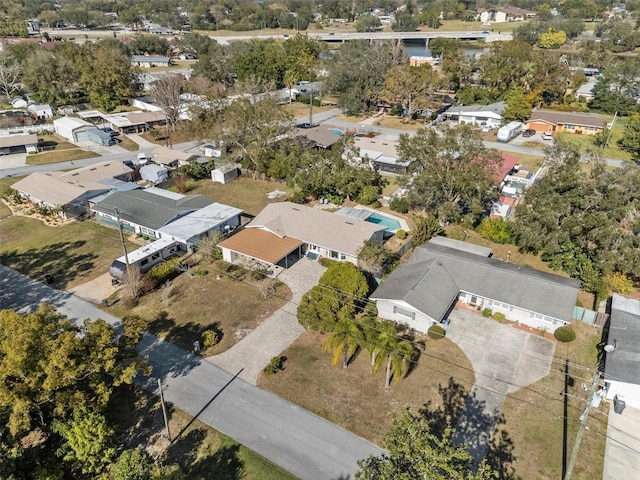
<box><xmin>107</xmin><ymin>258</ymin><xmax>291</xmax><ymax>355</ymax></box>
<box><xmin>116</xmin><ymin>134</ymin><xmax>140</xmax><ymax>151</ymax></box>
<box><xmin>558</xmin><ymin>116</ymin><xmax>633</xmax><ymax>162</ymax></box>
<box><xmin>0</xmin><ymin>217</ymin><xmax>133</xmax><ymax>288</ymax></box>
<box><xmin>258</xmin><ymin>330</ymin><xmax>476</xmax><ymax>445</ymax></box>
<box><xmin>27</xmin><ymin>134</ymin><xmax>97</xmax><ymax>165</ymax></box>
<box><xmin>0</xmin><ymin>176</ymin><xmax>18</xmax><ymax>218</ymax></box>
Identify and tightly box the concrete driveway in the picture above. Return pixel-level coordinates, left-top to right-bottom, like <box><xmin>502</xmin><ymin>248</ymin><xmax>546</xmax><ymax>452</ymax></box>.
<box><xmin>445</xmin><ymin>309</ymin><xmax>556</xmax><ymax>463</ymax></box>
<box><xmin>209</xmin><ymin>258</ymin><xmax>326</xmax><ymax>385</ymax></box>
<box><xmin>603</xmin><ymin>404</ymin><xmax>640</xmax><ymax>479</ymax></box>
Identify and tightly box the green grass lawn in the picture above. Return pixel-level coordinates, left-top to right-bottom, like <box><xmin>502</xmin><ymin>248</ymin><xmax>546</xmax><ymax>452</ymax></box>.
<box><xmin>27</xmin><ymin>134</ymin><xmax>98</xmax><ymax>165</ymax></box>
<box><xmin>0</xmin><ymin>217</ymin><xmax>134</xmax><ymax>289</ymax></box>
<box><xmin>0</xmin><ymin>176</ymin><xmax>19</xmax><ymax>218</ymax></box>
<box><xmin>558</xmin><ymin>116</ymin><xmax>633</xmax><ymax>161</ymax></box>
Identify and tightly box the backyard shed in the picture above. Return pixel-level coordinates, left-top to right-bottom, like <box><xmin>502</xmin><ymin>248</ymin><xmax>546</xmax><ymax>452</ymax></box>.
<box><xmin>211</xmin><ymin>163</ymin><xmax>240</xmax><ymax>184</ymax></box>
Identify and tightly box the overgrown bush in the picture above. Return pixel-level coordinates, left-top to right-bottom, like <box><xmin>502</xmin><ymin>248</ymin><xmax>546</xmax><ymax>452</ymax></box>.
<box><xmin>357</xmin><ymin>185</ymin><xmax>380</xmax><ymax>205</ymax></box>
<box><xmin>264</xmin><ymin>355</ymin><xmax>286</xmax><ymax>374</ymax></box>
<box><xmin>251</xmin><ymin>268</ymin><xmax>268</xmax><ymax>281</ymax></box>
<box><xmin>288</xmin><ymin>189</ymin><xmax>306</xmax><ymax>204</ymax></box>
<box><xmin>476</xmin><ymin>218</ymin><xmax>513</xmax><ymax>244</ymax></box>
<box><xmin>148</xmin><ymin>258</ymin><xmax>181</xmax><ymax>283</ymax></box>
<box><xmin>194</xmin><ymin>269</ymin><xmax>208</xmax><ymax>277</ymax></box>
<box><xmin>482</xmin><ymin>308</ymin><xmax>493</xmax><ymax>317</ymax></box>
<box><xmin>396</xmin><ymin>229</ymin><xmax>407</xmax><ymax>240</ymax></box>
<box><xmin>319</xmin><ymin>257</ymin><xmax>339</xmax><ymax>268</ymax></box>
<box><xmin>201</xmin><ymin>330</ymin><xmax>219</xmax><ymax>348</ymax></box>
<box><xmin>390</xmin><ymin>197</ymin><xmax>410</xmax><ymax>214</ymax></box>
<box><xmin>554</xmin><ymin>325</ymin><xmax>576</xmax><ymax>343</ymax></box>
<box><xmin>492</xmin><ymin>312</ymin><xmax>505</xmax><ymax>322</ymax></box>
<box><xmin>427</xmin><ymin>324</ymin><xmax>445</xmax><ymax>339</ymax></box>
<box><xmin>605</xmin><ymin>272</ymin><xmax>633</xmax><ymax>295</ymax></box>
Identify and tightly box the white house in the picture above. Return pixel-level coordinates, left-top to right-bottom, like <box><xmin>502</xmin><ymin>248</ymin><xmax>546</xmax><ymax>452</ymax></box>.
<box><xmin>478</xmin><ymin>7</ymin><xmax>535</xmax><ymax>22</ymax></box>
<box><xmin>139</xmin><ymin>164</ymin><xmax>169</xmax><ymax>184</ymax></box>
<box><xmin>442</xmin><ymin>101</ymin><xmax>506</xmax><ymax>128</ymax></box>
<box><xmin>27</xmin><ymin>103</ymin><xmax>53</xmax><ymax>119</ymax></box>
<box><xmin>53</xmin><ymin>116</ymin><xmax>94</xmax><ymax>142</ymax></box>
<box><xmin>371</xmin><ymin>237</ymin><xmax>580</xmax><ymax>333</ymax></box>
<box><xmin>604</xmin><ymin>294</ymin><xmax>640</xmax><ymax>409</ymax></box>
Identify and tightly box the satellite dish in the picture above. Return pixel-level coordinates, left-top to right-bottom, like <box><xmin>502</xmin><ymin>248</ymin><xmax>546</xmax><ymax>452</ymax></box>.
<box><xmin>604</xmin><ymin>344</ymin><xmax>615</xmax><ymax>353</ymax></box>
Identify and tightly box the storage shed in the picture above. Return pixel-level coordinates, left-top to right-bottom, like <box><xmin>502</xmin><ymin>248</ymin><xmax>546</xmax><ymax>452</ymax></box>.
<box><xmin>211</xmin><ymin>163</ymin><xmax>240</xmax><ymax>184</ymax></box>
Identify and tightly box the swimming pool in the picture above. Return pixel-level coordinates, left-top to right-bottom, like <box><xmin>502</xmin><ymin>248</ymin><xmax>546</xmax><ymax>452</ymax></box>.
<box><xmin>366</xmin><ymin>212</ymin><xmax>401</xmax><ymax>231</ymax></box>
<box><xmin>328</xmin><ymin>128</ymin><xmax>344</xmax><ymax>136</ymax></box>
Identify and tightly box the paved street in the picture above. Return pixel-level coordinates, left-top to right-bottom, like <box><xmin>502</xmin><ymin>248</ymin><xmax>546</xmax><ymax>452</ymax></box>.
<box><xmin>445</xmin><ymin>309</ymin><xmax>556</xmax><ymax>463</ymax></box>
<box><xmin>0</xmin><ymin>264</ymin><xmax>383</xmax><ymax>480</ymax></box>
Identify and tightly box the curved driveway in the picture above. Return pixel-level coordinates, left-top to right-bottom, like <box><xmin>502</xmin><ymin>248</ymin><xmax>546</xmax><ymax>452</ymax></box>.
<box><xmin>0</xmin><ymin>264</ymin><xmax>383</xmax><ymax>480</ymax></box>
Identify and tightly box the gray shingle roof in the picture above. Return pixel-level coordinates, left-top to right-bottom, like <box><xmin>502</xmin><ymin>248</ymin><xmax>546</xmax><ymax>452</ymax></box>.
<box><xmin>372</xmin><ymin>238</ymin><xmax>580</xmax><ymax>322</ymax></box>
<box><xmin>92</xmin><ymin>189</ymin><xmax>212</xmax><ymax>230</ymax></box>
<box><xmin>605</xmin><ymin>294</ymin><xmax>640</xmax><ymax>386</ymax></box>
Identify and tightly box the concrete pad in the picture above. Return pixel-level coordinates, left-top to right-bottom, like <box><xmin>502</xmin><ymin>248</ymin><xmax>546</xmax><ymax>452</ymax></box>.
<box><xmin>68</xmin><ymin>273</ymin><xmax>121</xmax><ymax>304</ymax></box>
<box><xmin>603</xmin><ymin>404</ymin><xmax>640</xmax><ymax>479</ymax></box>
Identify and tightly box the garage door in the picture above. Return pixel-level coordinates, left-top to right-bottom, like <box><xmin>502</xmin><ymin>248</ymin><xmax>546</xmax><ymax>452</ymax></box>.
<box><xmin>74</xmin><ymin>128</ymin><xmax>90</xmax><ymax>141</ymax></box>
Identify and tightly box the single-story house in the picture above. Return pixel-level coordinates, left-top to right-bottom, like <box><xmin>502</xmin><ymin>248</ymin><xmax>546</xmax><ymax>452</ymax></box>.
<box><xmin>157</xmin><ymin>202</ymin><xmax>243</xmax><ymax>252</ymax></box>
<box><xmin>11</xmin><ymin>161</ymin><xmax>133</xmax><ymax>218</ymax></box>
<box><xmin>371</xmin><ymin>237</ymin><xmax>580</xmax><ymax>333</ymax></box>
<box><xmin>526</xmin><ymin>110</ymin><xmax>607</xmax><ymax>135</ymax></box>
<box><xmin>604</xmin><ymin>294</ymin><xmax>640</xmax><ymax>410</ymax></box>
<box><xmin>352</xmin><ymin>136</ymin><xmax>409</xmax><ymax>174</ymax></box>
<box><xmin>293</xmin><ymin>126</ymin><xmax>341</xmax><ymax>150</ymax></box>
<box><xmin>575</xmin><ymin>78</ymin><xmax>597</xmax><ymax>101</ymax></box>
<box><xmin>478</xmin><ymin>7</ymin><xmax>535</xmax><ymax>22</ymax></box>
<box><xmin>152</xmin><ymin>145</ymin><xmax>193</xmax><ymax>169</ymax></box>
<box><xmin>130</xmin><ymin>55</ymin><xmax>171</xmax><ymax>68</ymax></box>
<box><xmin>218</xmin><ymin>202</ymin><xmax>385</xmax><ymax>275</ymax></box>
<box><xmin>91</xmin><ymin>187</ymin><xmax>213</xmax><ymax>239</ymax></box>
<box><xmin>442</xmin><ymin>101</ymin><xmax>506</xmax><ymax>128</ymax></box>
<box><xmin>27</xmin><ymin>103</ymin><xmax>53</xmax><ymax>119</ymax></box>
<box><xmin>139</xmin><ymin>164</ymin><xmax>169</xmax><ymax>184</ymax></box>
<box><xmin>0</xmin><ymin>133</ymin><xmax>39</xmax><ymax>154</ymax></box>
<box><xmin>211</xmin><ymin>163</ymin><xmax>240</xmax><ymax>184</ymax></box>
<box><xmin>101</xmin><ymin>111</ymin><xmax>167</xmax><ymax>134</ymax></box>
<box><xmin>137</xmin><ymin>72</ymin><xmax>161</xmax><ymax>91</ymax></box>
<box><xmin>53</xmin><ymin>116</ymin><xmax>94</xmax><ymax>143</ymax></box>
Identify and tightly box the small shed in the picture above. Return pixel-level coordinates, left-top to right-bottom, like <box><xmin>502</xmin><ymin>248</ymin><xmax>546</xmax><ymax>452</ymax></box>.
<box><xmin>140</xmin><ymin>164</ymin><xmax>169</xmax><ymax>184</ymax></box>
<box><xmin>87</xmin><ymin>128</ymin><xmax>114</xmax><ymax>146</ymax></box>
<box><xmin>211</xmin><ymin>163</ymin><xmax>240</xmax><ymax>184</ymax></box>
<box><xmin>28</xmin><ymin>103</ymin><xmax>53</xmax><ymax>119</ymax></box>
<box><xmin>203</xmin><ymin>144</ymin><xmax>222</xmax><ymax>158</ymax></box>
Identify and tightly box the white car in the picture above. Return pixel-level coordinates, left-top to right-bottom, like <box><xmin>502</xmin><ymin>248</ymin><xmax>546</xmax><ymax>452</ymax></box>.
<box><xmin>137</xmin><ymin>152</ymin><xmax>148</xmax><ymax>165</ymax></box>
<box><xmin>542</xmin><ymin>132</ymin><xmax>553</xmax><ymax>141</ymax></box>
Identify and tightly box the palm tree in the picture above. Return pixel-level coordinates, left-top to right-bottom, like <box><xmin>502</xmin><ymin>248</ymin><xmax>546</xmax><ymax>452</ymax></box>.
<box><xmin>362</xmin><ymin>317</ymin><xmax>395</xmax><ymax>367</ymax></box>
<box><xmin>322</xmin><ymin>314</ymin><xmax>364</xmax><ymax>369</ymax></box>
<box><xmin>372</xmin><ymin>321</ymin><xmax>416</xmax><ymax>388</ymax></box>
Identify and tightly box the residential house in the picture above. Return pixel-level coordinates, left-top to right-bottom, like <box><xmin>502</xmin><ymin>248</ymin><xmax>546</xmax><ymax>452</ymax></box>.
<box><xmin>478</xmin><ymin>7</ymin><xmax>535</xmax><ymax>22</ymax></box>
<box><xmin>442</xmin><ymin>101</ymin><xmax>506</xmax><ymax>128</ymax></box>
<box><xmin>371</xmin><ymin>237</ymin><xmax>580</xmax><ymax>333</ymax></box>
<box><xmin>152</xmin><ymin>145</ymin><xmax>194</xmax><ymax>169</ymax></box>
<box><xmin>352</xmin><ymin>136</ymin><xmax>409</xmax><ymax>174</ymax></box>
<box><xmin>92</xmin><ymin>187</ymin><xmax>214</xmax><ymax>239</ymax></box>
<box><xmin>218</xmin><ymin>202</ymin><xmax>385</xmax><ymax>275</ymax></box>
<box><xmin>53</xmin><ymin>116</ymin><xmax>94</xmax><ymax>143</ymax></box>
<box><xmin>526</xmin><ymin>110</ymin><xmax>607</xmax><ymax>135</ymax></box>
<box><xmin>293</xmin><ymin>126</ymin><xmax>341</xmax><ymax>150</ymax></box>
<box><xmin>575</xmin><ymin>78</ymin><xmax>597</xmax><ymax>101</ymax></box>
<box><xmin>27</xmin><ymin>103</ymin><xmax>53</xmax><ymax>119</ymax></box>
<box><xmin>12</xmin><ymin>161</ymin><xmax>134</xmax><ymax>218</ymax></box>
<box><xmin>604</xmin><ymin>294</ymin><xmax>640</xmax><ymax>409</ymax></box>
<box><xmin>130</xmin><ymin>55</ymin><xmax>171</xmax><ymax>68</ymax></box>
<box><xmin>100</xmin><ymin>111</ymin><xmax>167</xmax><ymax>134</ymax></box>
<box><xmin>139</xmin><ymin>164</ymin><xmax>169</xmax><ymax>184</ymax></box>
<box><xmin>0</xmin><ymin>133</ymin><xmax>38</xmax><ymax>154</ymax></box>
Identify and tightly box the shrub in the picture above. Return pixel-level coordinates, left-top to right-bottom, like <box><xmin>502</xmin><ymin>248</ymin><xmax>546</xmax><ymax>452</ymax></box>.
<box><xmin>194</xmin><ymin>268</ymin><xmax>208</xmax><ymax>277</ymax></box>
<box><xmin>148</xmin><ymin>258</ymin><xmax>180</xmax><ymax>283</ymax></box>
<box><xmin>476</xmin><ymin>218</ymin><xmax>513</xmax><ymax>244</ymax></box>
<box><xmin>319</xmin><ymin>257</ymin><xmax>339</xmax><ymax>268</ymax></box>
<box><xmin>201</xmin><ymin>330</ymin><xmax>219</xmax><ymax>348</ymax></box>
<box><xmin>396</xmin><ymin>229</ymin><xmax>407</xmax><ymax>240</ymax></box>
<box><xmin>264</xmin><ymin>355</ymin><xmax>286</xmax><ymax>375</ymax></box>
<box><xmin>228</xmin><ymin>266</ymin><xmax>246</xmax><ymax>281</ymax></box>
<box><xmin>390</xmin><ymin>197</ymin><xmax>410</xmax><ymax>214</ymax></box>
<box><xmin>288</xmin><ymin>189</ymin><xmax>306</xmax><ymax>204</ymax></box>
<box><xmin>482</xmin><ymin>308</ymin><xmax>493</xmax><ymax>317</ymax></box>
<box><xmin>251</xmin><ymin>268</ymin><xmax>268</xmax><ymax>281</ymax></box>
<box><xmin>605</xmin><ymin>272</ymin><xmax>633</xmax><ymax>295</ymax></box>
<box><xmin>357</xmin><ymin>185</ymin><xmax>380</xmax><ymax>205</ymax></box>
<box><xmin>427</xmin><ymin>324</ymin><xmax>445</xmax><ymax>339</ymax></box>
<box><xmin>554</xmin><ymin>325</ymin><xmax>576</xmax><ymax>343</ymax></box>
<box><xmin>493</xmin><ymin>312</ymin><xmax>506</xmax><ymax>322</ymax></box>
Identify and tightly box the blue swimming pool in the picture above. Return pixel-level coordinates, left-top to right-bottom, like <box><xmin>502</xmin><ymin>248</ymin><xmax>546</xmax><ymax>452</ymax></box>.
<box><xmin>328</xmin><ymin>128</ymin><xmax>344</xmax><ymax>136</ymax></box>
<box><xmin>366</xmin><ymin>212</ymin><xmax>401</xmax><ymax>231</ymax></box>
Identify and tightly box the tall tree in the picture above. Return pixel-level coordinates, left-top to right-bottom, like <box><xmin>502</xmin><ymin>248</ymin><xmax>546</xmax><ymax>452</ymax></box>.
<box><xmin>0</xmin><ymin>51</ymin><xmax>21</xmax><ymax>100</ymax></box>
<box><xmin>357</xmin><ymin>409</ymin><xmax>498</xmax><ymax>479</ymax></box>
<box><xmin>372</xmin><ymin>322</ymin><xmax>415</xmax><ymax>388</ymax></box>
<box><xmin>151</xmin><ymin>73</ymin><xmax>184</xmax><ymax>132</ymax></box>
<box><xmin>398</xmin><ymin>125</ymin><xmax>502</xmax><ymax>222</ymax></box>
<box><xmin>618</xmin><ymin>115</ymin><xmax>640</xmax><ymax>160</ymax></box>
<box><xmin>322</xmin><ymin>315</ymin><xmax>365</xmax><ymax>368</ymax></box>
<box><xmin>502</xmin><ymin>86</ymin><xmax>532</xmax><ymax>123</ymax></box>
<box><xmin>382</xmin><ymin>64</ymin><xmax>441</xmax><ymax>119</ymax></box>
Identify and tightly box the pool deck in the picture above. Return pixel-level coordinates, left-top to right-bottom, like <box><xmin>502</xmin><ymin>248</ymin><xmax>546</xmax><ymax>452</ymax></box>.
<box><xmin>354</xmin><ymin>205</ymin><xmax>409</xmax><ymax>233</ymax></box>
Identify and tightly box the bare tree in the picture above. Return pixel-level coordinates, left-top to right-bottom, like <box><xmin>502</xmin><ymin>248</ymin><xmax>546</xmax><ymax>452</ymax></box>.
<box><xmin>151</xmin><ymin>73</ymin><xmax>184</xmax><ymax>132</ymax></box>
<box><xmin>160</xmin><ymin>280</ymin><xmax>175</xmax><ymax>307</ymax></box>
<box><xmin>0</xmin><ymin>52</ymin><xmax>22</xmax><ymax>100</ymax></box>
<box><xmin>121</xmin><ymin>265</ymin><xmax>143</xmax><ymax>302</ymax></box>
<box><xmin>198</xmin><ymin>230</ymin><xmax>224</xmax><ymax>261</ymax></box>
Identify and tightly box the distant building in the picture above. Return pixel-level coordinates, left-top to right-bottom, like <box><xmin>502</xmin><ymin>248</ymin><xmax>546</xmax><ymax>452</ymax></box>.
<box><xmin>130</xmin><ymin>55</ymin><xmax>171</xmax><ymax>68</ymax></box>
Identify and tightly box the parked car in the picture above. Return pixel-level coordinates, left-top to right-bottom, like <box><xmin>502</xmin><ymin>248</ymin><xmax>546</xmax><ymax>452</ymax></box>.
<box><xmin>522</xmin><ymin>129</ymin><xmax>536</xmax><ymax>138</ymax></box>
<box><xmin>542</xmin><ymin>132</ymin><xmax>553</xmax><ymax>141</ymax></box>
<box><xmin>137</xmin><ymin>152</ymin><xmax>148</xmax><ymax>165</ymax></box>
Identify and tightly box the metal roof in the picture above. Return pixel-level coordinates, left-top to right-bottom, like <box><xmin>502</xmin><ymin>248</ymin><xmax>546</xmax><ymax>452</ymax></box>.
<box><xmin>158</xmin><ymin>202</ymin><xmax>243</xmax><ymax>242</ymax></box>
<box><xmin>605</xmin><ymin>294</ymin><xmax>640</xmax><ymax>386</ymax></box>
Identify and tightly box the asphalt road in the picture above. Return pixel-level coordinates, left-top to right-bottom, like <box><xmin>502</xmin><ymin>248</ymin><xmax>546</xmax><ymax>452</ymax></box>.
<box><xmin>0</xmin><ymin>265</ymin><xmax>384</xmax><ymax>480</ymax></box>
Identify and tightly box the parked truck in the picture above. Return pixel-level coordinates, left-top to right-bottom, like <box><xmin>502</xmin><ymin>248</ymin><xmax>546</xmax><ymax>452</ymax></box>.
<box><xmin>497</xmin><ymin>121</ymin><xmax>524</xmax><ymax>143</ymax></box>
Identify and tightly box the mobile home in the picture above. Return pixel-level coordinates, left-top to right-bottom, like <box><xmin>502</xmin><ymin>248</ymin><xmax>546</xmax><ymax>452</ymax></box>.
<box><xmin>497</xmin><ymin>122</ymin><xmax>523</xmax><ymax>142</ymax></box>
<box><xmin>109</xmin><ymin>238</ymin><xmax>181</xmax><ymax>279</ymax></box>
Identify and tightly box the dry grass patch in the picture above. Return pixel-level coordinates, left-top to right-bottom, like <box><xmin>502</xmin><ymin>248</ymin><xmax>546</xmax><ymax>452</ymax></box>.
<box><xmin>282</xmin><ymin>101</ymin><xmax>335</xmax><ymax>118</ymax></box>
<box><xmin>189</xmin><ymin>176</ymin><xmax>292</xmax><ymax>216</ymax></box>
<box><xmin>26</xmin><ymin>134</ymin><xmax>98</xmax><ymax>165</ymax></box>
<box><xmin>107</xmin><ymin>259</ymin><xmax>291</xmax><ymax>355</ymax></box>
<box><xmin>258</xmin><ymin>330</ymin><xmax>475</xmax><ymax>445</ymax></box>
<box><xmin>108</xmin><ymin>385</ymin><xmax>296</xmax><ymax>480</ymax></box>
<box><xmin>116</xmin><ymin>134</ymin><xmax>140</xmax><ymax>151</ymax></box>
<box><xmin>499</xmin><ymin>321</ymin><xmax>606</xmax><ymax>480</ymax></box>
<box><xmin>376</xmin><ymin>116</ymin><xmax>424</xmax><ymax>132</ymax></box>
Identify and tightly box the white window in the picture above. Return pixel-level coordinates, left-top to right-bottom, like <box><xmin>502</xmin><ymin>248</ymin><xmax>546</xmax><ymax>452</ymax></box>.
<box><xmin>393</xmin><ymin>306</ymin><xmax>415</xmax><ymax>320</ymax></box>
<box><xmin>308</xmin><ymin>244</ymin><xmax>319</xmax><ymax>251</ymax></box>
<box><xmin>339</xmin><ymin>253</ymin><xmax>347</xmax><ymax>261</ymax></box>
<box><xmin>329</xmin><ymin>250</ymin><xmax>339</xmax><ymax>259</ymax></box>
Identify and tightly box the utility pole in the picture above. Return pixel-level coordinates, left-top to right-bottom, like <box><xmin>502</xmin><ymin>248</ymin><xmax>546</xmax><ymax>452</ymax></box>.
<box><xmin>115</xmin><ymin>207</ymin><xmax>130</xmax><ymax>268</ymax></box>
<box><xmin>309</xmin><ymin>89</ymin><xmax>313</xmax><ymax>126</ymax></box>
<box><xmin>602</xmin><ymin>111</ymin><xmax>617</xmax><ymax>151</ymax></box>
<box><xmin>564</xmin><ymin>371</ymin><xmax>600</xmax><ymax>480</ymax></box>
<box><xmin>158</xmin><ymin>379</ymin><xmax>172</xmax><ymax>441</ymax></box>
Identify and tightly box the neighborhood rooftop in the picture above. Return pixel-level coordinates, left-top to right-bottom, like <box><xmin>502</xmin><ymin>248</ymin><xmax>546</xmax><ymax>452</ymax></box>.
<box><xmin>528</xmin><ymin>110</ymin><xmax>607</xmax><ymax>128</ymax></box>
<box><xmin>605</xmin><ymin>294</ymin><xmax>640</xmax><ymax>386</ymax></box>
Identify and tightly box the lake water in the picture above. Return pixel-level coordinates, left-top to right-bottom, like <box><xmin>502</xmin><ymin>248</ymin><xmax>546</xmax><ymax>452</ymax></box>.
<box><xmin>403</xmin><ymin>44</ymin><xmax>485</xmax><ymax>60</ymax></box>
